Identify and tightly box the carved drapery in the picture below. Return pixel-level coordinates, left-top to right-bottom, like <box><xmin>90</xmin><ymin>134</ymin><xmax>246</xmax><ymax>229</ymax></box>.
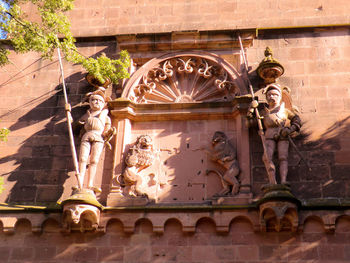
<box><xmin>123</xmin><ymin>52</ymin><xmax>245</xmax><ymax>104</ymax></box>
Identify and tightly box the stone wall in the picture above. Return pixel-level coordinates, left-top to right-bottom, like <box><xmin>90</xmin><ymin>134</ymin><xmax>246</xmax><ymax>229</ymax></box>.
<box><xmin>247</xmin><ymin>28</ymin><xmax>350</xmax><ymax>199</ymax></box>
<box><xmin>3</xmin><ymin>28</ymin><xmax>350</xmax><ymax>203</ymax></box>
<box><xmin>66</xmin><ymin>0</ymin><xmax>350</xmax><ymax>37</ymax></box>
<box><xmin>1</xmin><ymin>216</ymin><xmax>350</xmax><ymax>262</ymax></box>
<box><xmin>1</xmin><ymin>2</ymin><xmax>350</xmax><ymax>263</ymax></box>
<box><xmin>0</xmin><ymin>40</ymin><xmax>118</xmax><ymax>203</ymax></box>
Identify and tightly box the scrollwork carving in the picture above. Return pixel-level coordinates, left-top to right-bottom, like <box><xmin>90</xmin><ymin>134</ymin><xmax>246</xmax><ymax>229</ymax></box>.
<box><xmin>129</xmin><ymin>56</ymin><xmax>240</xmax><ymax>103</ymax></box>
<box><xmin>176</xmin><ymin>58</ymin><xmax>195</xmax><ymax>73</ymax></box>
<box><xmin>198</xmin><ymin>59</ymin><xmax>215</xmax><ymax>78</ymax></box>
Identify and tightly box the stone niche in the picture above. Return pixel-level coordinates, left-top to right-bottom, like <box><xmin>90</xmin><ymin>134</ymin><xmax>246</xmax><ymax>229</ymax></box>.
<box><xmin>107</xmin><ymin>51</ymin><xmax>252</xmax><ymax>206</ymax></box>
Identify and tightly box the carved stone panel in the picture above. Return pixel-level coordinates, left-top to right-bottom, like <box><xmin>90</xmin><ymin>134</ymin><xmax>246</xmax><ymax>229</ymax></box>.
<box><xmin>107</xmin><ymin>51</ymin><xmax>251</xmax><ymax>206</ymax></box>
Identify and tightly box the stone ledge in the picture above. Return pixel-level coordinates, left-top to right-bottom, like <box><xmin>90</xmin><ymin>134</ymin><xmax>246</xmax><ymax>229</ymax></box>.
<box><xmin>1</xmin><ymin>201</ymin><xmax>350</xmax><ymax>234</ymax></box>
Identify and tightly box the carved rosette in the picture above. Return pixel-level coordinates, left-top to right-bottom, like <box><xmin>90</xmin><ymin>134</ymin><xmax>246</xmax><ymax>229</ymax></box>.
<box><xmin>129</xmin><ymin>56</ymin><xmax>240</xmax><ymax>103</ymax></box>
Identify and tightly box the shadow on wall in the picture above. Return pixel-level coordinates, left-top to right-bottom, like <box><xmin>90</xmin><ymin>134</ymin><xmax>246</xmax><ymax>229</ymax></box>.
<box><xmin>251</xmin><ymin>115</ymin><xmax>350</xmax><ymax>200</ymax></box>
<box><xmin>0</xmin><ymin>41</ymin><xmax>122</xmax><ymax>204</ymax></box>
<box><xmin>0</xmin><ymin>65</ymin><xmax>101</xmax><ymax>204</ymax></box>
<box><xmin>0</xmin><ymin>72</ymin><xmax>88</xmax><ymax>204</ymax></box>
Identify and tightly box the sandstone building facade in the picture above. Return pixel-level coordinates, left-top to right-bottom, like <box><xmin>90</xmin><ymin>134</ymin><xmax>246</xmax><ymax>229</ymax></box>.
<box><xmin>1</xmin><ymin>0</ymin><xmax>350</xmax><ymax>262</ymax></box>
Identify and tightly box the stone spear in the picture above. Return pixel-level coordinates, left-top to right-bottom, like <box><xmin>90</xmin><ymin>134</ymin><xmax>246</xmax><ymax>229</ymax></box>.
<box><xmin>238</xmin><ymin>34</ymin><xmax>277</xmax><ymax>184</ymax></box>
<box><xmin>57</xmin><ymin>48</ymin><xmax>82</xmax><ymax>190</ymax></box>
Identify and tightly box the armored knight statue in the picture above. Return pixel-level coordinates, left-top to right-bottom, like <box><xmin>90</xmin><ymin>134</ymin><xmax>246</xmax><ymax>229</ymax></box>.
<box><xmin>76</xmin><ymin>89</ymin><xmax>115</xmax><ymax>193</ymax></box>
<box><xmin>247</xmin><ymin>83</ymin><xmax>301</xmax><ymax>184</ymax></box>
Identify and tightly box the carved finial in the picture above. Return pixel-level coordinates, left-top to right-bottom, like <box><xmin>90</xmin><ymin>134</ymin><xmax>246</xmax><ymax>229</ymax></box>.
<box><xmin>264</xmin><ymin>46</ymin><xmax>273</xmax><ymax>58</ymax></box>
<box><xmin>257</xmin><ymin>47</ymin><xmax>284</xmax><ymax>84</ymax></box>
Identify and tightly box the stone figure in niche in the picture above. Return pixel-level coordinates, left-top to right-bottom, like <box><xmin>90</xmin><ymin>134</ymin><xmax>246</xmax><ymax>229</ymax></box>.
<box><xmin>247</xmin><ymin>83</ymin><xmax>301</xmax><ymax>184</ymax></box>
<box><xmin>123</xmin><ymin>135</ymin><xmax>155</xmax><ymax>197</ymax></box>
<box><xmin>76</xmin><ymin>89</ymin><xmax>115</xmax><ymax>193</ymax></box>
<box><xmin>206</xmin><ymin>131</ymin><xmax>240</xmax><ymax>195</ymax></box>
<box><xmin>120</xmin><ymin>135</ymin><xmax>171</xmax><ymax>199</ymax></box>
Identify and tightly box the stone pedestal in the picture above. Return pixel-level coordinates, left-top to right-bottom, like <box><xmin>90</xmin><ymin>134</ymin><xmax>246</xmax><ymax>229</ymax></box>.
<box><xmin>61</xmin><ymin>189</ymin><xmax>103</xmax><ymax>232</ymax></box>
<box><xmin>106</xmin><ymin>194</ymin><xmax>149</xmax><ymax>207</ymax></box>
<box><xmin>210</xmin><ymin>192</ymin><xmax>253</xmax><ymax>205</ymax></box>
<box><xmin>257</xmin><ymin>184</ymin><xmax>300</xmax><ymax>232</ymax></box>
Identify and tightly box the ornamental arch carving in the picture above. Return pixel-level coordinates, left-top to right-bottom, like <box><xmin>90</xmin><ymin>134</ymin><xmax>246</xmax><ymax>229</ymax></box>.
<box><xmin>121</xmin><ymin>51</ymin><xmax>247</xmax><ymax>103</ymax></box>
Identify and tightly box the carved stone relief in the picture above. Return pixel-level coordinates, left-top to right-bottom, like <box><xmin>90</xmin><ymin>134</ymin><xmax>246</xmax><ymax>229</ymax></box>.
<box><xmin>107</xmin><ymin>51</ymin><xmax>250</xmax><ymax>206</ymax></box>
<box><xmin>119</xmin><ymin>135</ymin><xmax>172</xmax><ymax>200</ymax></box>
<box><xmin>62</xmin><ymin>203</ymin><xmax>100</xmax><ymax>232</ymax></box>
<box><xmin>206</xmin><ymin>131</ymin><xmax>240</xmax><ymax>196</ymax></box>
<box><xmin>126</xmin><ymin>56</ymin><xmax>241</xmax><ymax>104</ymax></box>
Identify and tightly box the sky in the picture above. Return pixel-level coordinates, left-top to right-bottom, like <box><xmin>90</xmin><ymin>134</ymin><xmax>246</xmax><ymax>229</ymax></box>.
<box><xmin>0</xmin><ymin>0</ymin><xmax>9</xmax><ymax>39</ymax></box>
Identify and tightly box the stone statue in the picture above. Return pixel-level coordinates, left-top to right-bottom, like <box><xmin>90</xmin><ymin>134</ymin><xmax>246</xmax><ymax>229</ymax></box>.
<box><xmin>206</xmin><ymin>131</ymin><xmax>240</xmax><ymax>195</ymax></box>
<box><xmin>76</xmin><ymin>89</ymin><xmax>114</xmax><ymax>193</ymax></box>
<box><xmin>122</xmin><ymin>135</ymin><xmax>156</xmax><ymax>197</ymax></box>
<box><xmin>248</xmin><ymin>83</ymin><xmax>301</xmax><ymax>184</ymax></box>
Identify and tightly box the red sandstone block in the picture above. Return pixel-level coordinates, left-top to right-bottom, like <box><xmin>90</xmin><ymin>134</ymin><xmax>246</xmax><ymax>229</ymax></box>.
<box><xmin>300</xmin><ymin>86</ymin><xmax>327</xmax><ymax>98</ymax></box>
<box><xmin>215</xmin><ymin>245</ymin><xmax>236</xmax><ymax>260</ymax></box>
<box><xmin>150</xmin><ymin>234</ymin><xmax>167</xmax><ymax>247</ymax></box>
<box><xmin>7</xmin><ymin>185</ymin><xmax>37</xmax><ymax>203</ymax></box>
<box><xmin>236</xmin><ymin>245</ymin><xmax>259</xmax><ymax>261</ymax></box>
<box><xmin>291</xmin><ymin>182</ymin><xmax>322</xmax><ymax>199</ymax></box>
<box><xmin>124</xmin><ymin>245</ymin><xmax>151</xmax><ymax>262</ymax></box>
<box><xmin>334</xmin><ymin>151</ymin><xmax>350</xmax><ymax>164</ymax></box>
<box><xmin>34</xmin><ymin>247</ymin><xmax>56</xmax><ymax>260</ymax></box>
<box><xmin>288</xmin><ymin>47</ymin><xmax>317</xmax><ymax>61</ymax></box>
<box><xmin>316</xmin><ymin>98</ymin><xmax>344</xmax><ymax>113</ymax></box>
<box><xmin>326</xmin><ymin>233</ymin><xmax>349</xmax><ymax>244</ymax></box>
<box><xmin>328</xmin><ymin>86</ymin><xmax>350</xmax><ymax>98</ymax></box>
<box><xmin>285</xmin><ymin>61</ymin><xmax>305</xmax><ymax>75</ymax></box>
<box><xmin>71</xmin><ymin>246</ymin><xmax>98</xmax><ymax>262</ymax></box>
<box><xmin>188</xmin><ymin>233</ymin><xmax>211</xmax><ymax>246</ymax></box>
<box><xmin>192</xmin><ymin>246</ymin><xmax>218</xmax><ymax>261</ymax></box>
<box><xmin>323</xmin><ymin>180</ymin><xmax>347</xmax><ymax>198</ymax></box>
<box><xmin>259</xmin><ymin>245</ymin><xmax>286</xmax><ymax>261</ymax></box>
<box><xmin>344</xmin><ymin>244</ymin><xmax>350</xmax><ymax>260</ymax></box>
<box><xmin>217</xmin><ymin>1</ymin><xmax>237</xmax><ymax>13</ymax></box>
<box><xmin>0</xmin><ymin>247</ymin><xmax>10</xmax><ymax>261</ymax></box>
<box><xmin>343</xmin><ymin>99</ymin><xmax>350</xmax><ymax>111</ymax></box>
<box><xmin>167</xmin><ymin>235</ymin><xmax>189</xmax><ymax>246</ymax></box>
<box><xmin>97</xmin><ymin>247</ymin><xmax>123</xmax><ymax>262</ymax></box>
<box><xmin>209</xmin><ymin>234</ymin><xmax>232</xmax><ymax>246</ymax></box>
<box><xmin>300</xmin><ymin>244</ymin><xmax>319</xmax><ymax>260</ymax></box>
<box><xmin>11</xmin><ymin>247</ymin><xmax>34</xmax><ymax>260</ymax></box>
<box><xmin>36</xmin><ymin>186</ymin><xmax>63</xmax><ymax>202</ymax></box>
<box><xmin>301</xmin><ymin>232</ymin><xmax>327</xmax><ymax>243</ymax></box>
<box><xmin>152</xmin><ymin>246</ymin><xmax>178</xmax><ymax>261</ymax></box>
<box><xmin>286</xmin><ymin>245</ymin><xmax>302</xmax><ymax>261</ymax></box>
<box><xmin>157</xmin><ymin>5</ymin><xmax>173</xmax><ymax>16</ymax></box>
<box><xmin>108</xmin><ymin>234</ymin><xmax>132</xmax><ymax>247</ymax></box>
<box><xmin>319</xmin><ymin>244</ymin><xmax>345</xmax><ymax>260</ymax></box>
